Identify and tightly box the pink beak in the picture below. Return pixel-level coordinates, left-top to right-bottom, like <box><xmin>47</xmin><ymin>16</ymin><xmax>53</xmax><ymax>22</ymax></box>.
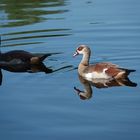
<box><xmin>73</xmin><ymin>51</ymin><xmax>79</xmax><ymax>57</ymax></box>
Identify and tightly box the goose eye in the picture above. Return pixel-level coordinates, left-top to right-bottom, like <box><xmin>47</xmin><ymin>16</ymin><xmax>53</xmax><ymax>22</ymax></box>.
<box><xmin>78</xmin><ymin>46</ymin><xmax>84</xmax><ymax>51</ymax></box>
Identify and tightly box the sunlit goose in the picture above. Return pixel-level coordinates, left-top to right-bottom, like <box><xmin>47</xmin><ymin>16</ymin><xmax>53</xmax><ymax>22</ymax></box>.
<box><xmin>0</xmin><ymin>50</ymin><xmax>48</xmax><ymax>65</ymax></box>
<box><xmin>73</xmin><ymin>45</ymin><xmax>136</xmax><ymax>80</ymax></box>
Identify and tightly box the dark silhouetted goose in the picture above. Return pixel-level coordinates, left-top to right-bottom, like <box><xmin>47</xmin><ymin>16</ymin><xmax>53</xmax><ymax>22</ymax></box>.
<box><xmin>0</xmin><ymin>50</ymin><xmax>49</xmax><ymax>65</ymax></box>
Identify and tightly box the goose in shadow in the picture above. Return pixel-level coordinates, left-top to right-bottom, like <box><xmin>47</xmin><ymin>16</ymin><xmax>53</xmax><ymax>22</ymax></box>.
<box><xmin>0</xmin><ymin>49</ymin><xmax>55</xmax><ymax>86</ymax></box>
<box><xmin>0</xmin><ymin>50</ymin><xmax>74</xmax><ymax>86</ymax></box>
<box><xmin>0</xmin><ymin>50</ymin><xmax>50</xmax><ymax>65</ymax></box>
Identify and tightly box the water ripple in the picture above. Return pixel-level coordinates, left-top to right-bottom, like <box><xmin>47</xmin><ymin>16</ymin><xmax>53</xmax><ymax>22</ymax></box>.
<box><xmin>1</xmin><ymin>28</ymin><xmax>72</xmax><ymax>48</ymax></box>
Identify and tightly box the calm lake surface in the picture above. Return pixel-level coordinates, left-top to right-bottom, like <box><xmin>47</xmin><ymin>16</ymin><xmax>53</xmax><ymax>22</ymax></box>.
<box><xmin>0</xmin><ymin>0</ymin><xmax>140</xmax><ymax>140</ymax></box>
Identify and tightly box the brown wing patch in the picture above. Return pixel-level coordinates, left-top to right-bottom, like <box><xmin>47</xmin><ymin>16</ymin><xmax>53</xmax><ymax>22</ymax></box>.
<box><xmin>85</xmin><ymin>63</ymin><xmax>118</xmax><ymax>73</ymax></box>
<box><xmin>94</xmin><ymin>63</ymin><xmax>108</xmax><ymax>72</ymax></box>
<box><xmin>84</xmin><ymin>62</ymin><xmax>121</xmax><ymax>77</ymax></box>
<box><xmin>105</xmin><ymin>67</ymin><xmax>122</xmax><ymax>77</ymax></box>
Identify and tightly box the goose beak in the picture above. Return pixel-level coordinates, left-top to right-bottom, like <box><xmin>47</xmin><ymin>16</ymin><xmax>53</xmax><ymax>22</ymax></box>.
<box><xmin>73</xmin><ymin>51</ymin><xmax>79</xmax><ymax>57</ymax></box>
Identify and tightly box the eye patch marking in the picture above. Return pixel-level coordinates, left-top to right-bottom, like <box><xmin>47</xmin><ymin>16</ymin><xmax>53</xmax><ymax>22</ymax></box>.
<box><xmin>77</xmin><ymin>46</ymin><xmax>84</xmax><ymax>51</ymax></box>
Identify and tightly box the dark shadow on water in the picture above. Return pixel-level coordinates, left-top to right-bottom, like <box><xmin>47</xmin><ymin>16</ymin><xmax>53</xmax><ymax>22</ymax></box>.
<box><xmin>74</xmin><ymin>75</ymin><xmax>137</xmax><ymax>100</ymax></box>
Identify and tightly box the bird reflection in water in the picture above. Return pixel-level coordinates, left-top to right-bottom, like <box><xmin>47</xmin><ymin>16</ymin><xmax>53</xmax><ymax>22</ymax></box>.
<box><xmin>0</xmin><ymin>69</ymin><xmax>2</xmax><ymax>86</ymax></box>
<box><xmin>0</xmin><ymin>62</ymin><xmax>52</xmax><ymax>73</ymax></box>
<box><xmin>0</xmin><ymin>61</ymin><xmax>53</xmax><ymax>86</ymax></box>
<box><xmin>74</xmin><ymin>75</ymin><xmax>137</xmax><ymax>100</ymax></box>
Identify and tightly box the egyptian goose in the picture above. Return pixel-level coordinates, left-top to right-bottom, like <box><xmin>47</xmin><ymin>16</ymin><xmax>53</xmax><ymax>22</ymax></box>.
<box><xmin>73</xmin><ymin>45</ymin><xmax>136</xmax><ymax>80</ymax></box>
<box><xmin>0</xmin><ymin>50</ymin><xmax>49</xmax><ymax>65</ymax></box>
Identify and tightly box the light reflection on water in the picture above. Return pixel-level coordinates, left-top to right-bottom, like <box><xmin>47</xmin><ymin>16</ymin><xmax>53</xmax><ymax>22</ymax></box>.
<box><xmin>1</xmin><ymin>28</ymin><xmax>71</xmax><ymax>47</ymax></box>
<box><xmin>0</xmin><ymin>0</ymin><xmax>140</xmax><ymax>140</ymax></box>
<box><xmin>0</xmin><ymin>0</ymin><xmax>68</xmax><ymax>27</ymax></box>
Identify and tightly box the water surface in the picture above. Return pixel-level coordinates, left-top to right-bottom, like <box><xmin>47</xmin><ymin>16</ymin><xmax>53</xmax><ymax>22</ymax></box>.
<box><xmin>0</xmin><ymin>0</ymin><xmax>140</xmax><ymax>140</ymax></box>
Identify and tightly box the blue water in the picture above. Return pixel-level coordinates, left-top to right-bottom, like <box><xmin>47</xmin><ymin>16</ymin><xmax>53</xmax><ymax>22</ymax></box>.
<box><xmin>0</xmin><ymin>0</ymin><xmax>140</xmax><ymax>140</ymax></box>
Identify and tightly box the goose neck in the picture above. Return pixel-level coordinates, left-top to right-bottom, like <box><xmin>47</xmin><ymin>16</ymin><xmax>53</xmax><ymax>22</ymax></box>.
<box><xmin>81</xmin><ymin>52</ymin><xmax>90</xmax><ymax>66</ymax></box>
